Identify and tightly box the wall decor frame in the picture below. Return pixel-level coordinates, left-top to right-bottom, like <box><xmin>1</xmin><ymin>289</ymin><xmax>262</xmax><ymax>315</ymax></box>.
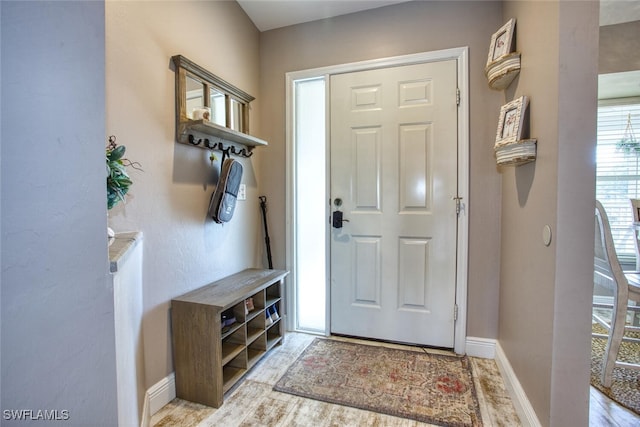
<box><xmin>495</xmin><ymin>95</ymin><xmax>529</xmax><ymax>147</ymax></box>
<box><xmin>487</xmin><ymin>18</ymin><xmax>516</xmax><ymax>66</ymax></box>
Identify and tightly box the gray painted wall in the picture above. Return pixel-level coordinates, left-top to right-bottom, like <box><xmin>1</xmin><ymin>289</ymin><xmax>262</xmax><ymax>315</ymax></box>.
<box><xmin>499</xmin><ymin>1</ymin><xmax>598</xmax><ymax>426</ymax></box>
<box><xmin>1</xmin><ymin>1</ymin><xmax>118</xmax><ymax>425</ymax></box>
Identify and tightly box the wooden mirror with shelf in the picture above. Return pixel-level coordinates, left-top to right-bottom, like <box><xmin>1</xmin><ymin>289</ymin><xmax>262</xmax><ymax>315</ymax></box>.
<box><xmin>171</xmin><ymin>55</ymin><xmax>267</xmax><ymax>153</ymax></box>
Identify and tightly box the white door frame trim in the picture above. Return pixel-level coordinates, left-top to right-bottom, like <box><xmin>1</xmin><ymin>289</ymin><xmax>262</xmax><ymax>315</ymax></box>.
<box><xmin>285</xmin><ymin>47</ymin><xmax>469</xmax><ymax>354</ymax></box>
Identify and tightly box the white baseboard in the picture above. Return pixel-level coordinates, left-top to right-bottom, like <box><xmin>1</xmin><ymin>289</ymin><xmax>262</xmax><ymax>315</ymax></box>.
<box><xmin>465</xmin><ymin>336</ymin><xmax>496</xmax><ymax>359</ymax></box>
<box><xmin>140</xmin><ymin>373</ymin><xmax>176</xmax><ymax>427</ymax></box>
<box><xmin>495</xmin><ymin>342</ymin><xmax>542</xmax><ymax>427</ymax></box>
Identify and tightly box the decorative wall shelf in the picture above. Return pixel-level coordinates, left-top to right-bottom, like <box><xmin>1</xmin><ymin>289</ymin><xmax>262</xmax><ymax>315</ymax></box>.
<box><xmin>485</xmin><ymin>52</ymin><xmax>521</xmax><ymax>90</ymax></box>
<box><xmin>486</xmin><ymin>19</ymin><xmax>533</xmax><ymax>166</ymax></box>
<box><xmin>495</xmin><ymin>138</ymin><xmax>537</xmax><ymax>166</ymax></box>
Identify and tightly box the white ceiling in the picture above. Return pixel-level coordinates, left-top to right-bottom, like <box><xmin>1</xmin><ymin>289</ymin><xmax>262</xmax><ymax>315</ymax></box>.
<box><xmin>238</xmin><ymin>0</ymin><xmax>640</xmax><ymax>32</ymax></box>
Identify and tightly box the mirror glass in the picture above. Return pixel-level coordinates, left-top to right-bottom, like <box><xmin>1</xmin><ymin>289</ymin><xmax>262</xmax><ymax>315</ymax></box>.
<box><xmin>186</xmin><ymin>75</ymin><xmax>204</xmax><ymax>119</ymax></box>
<box><xmin>173</xmin><ymin>55</ymin><xmax>255</xmax><ymax>135</ymax></box>
<box><xmin>210</xmin><ymin>88</ymin><xmax>226</xmax><ymax>127</ymax></box>
<box><xmin>230</xmin><ymin>99</ymin><xmax>243</xmax><ymax>132</ymax></box>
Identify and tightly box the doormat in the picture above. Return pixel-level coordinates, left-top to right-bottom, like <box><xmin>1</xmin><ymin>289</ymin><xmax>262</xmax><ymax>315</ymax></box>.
<box><xmin>273</xmin><ymin>338</ymin><xmax>482</xmax><ymax>427</ymax></box>
<box><xmin>591</xmin><ymin>323</ymin><xmax>640</xmax><ymax>415</ymax></box>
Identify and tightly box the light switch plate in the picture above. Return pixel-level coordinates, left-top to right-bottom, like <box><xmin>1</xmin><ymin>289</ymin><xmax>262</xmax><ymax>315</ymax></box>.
<box><xmin>238</xmin><ymin>184</ymin><xmax>246</xmax><ymax>201</ymax></box>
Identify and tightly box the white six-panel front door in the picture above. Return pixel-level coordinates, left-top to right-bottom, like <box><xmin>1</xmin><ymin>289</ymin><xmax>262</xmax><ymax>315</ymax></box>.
<box><xmin>330</xmin><ymin>60</ymin><xmax>458</xmax><ymax>347</ymax></box>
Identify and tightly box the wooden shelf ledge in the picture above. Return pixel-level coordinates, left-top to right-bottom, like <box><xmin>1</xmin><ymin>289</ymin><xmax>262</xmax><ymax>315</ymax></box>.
<box><xmin>178</xmin><ymin>120</ymin><xmax>267</xmax><ymax>152</ymax></box>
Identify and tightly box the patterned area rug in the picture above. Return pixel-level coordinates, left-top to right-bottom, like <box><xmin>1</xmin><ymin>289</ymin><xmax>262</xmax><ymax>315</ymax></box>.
<box><xmin>591</xmin><ymin>324</ymin><xmax>640</xmax><ymax>415</ymax></box>
<box><xmin>273</xmin><ymin>338</ymin><xmax>482</xmax><ymax>427</ymax></box>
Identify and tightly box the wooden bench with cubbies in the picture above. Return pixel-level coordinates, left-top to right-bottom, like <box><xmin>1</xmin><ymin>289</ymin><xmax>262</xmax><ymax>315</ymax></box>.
<box><xmin>171</xmin><ymin>268</ymin><xmax>287</xmax><ymax>408</ymax></box>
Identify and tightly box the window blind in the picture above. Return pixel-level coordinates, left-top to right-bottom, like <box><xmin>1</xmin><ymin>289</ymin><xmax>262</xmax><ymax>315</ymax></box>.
<box><xmin>596</xmin><ymin>99</ymin><xmax>640</xmax><ymax>262</ymax></box>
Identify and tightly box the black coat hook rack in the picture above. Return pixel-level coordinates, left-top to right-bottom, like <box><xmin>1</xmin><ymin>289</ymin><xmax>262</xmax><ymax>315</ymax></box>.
<box><xmin>187</xmin><ymin>134</ymin><xmax>254</xmax><ymax>158</ymax></box>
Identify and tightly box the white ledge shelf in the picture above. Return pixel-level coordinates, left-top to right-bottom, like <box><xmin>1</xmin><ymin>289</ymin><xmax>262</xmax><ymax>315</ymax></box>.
<box><xmin>485</xmin><ymin>52</ymin><xmax>521</xmax><ymax>91</ymax></box>
<box><xmin>495</xmin><ymin>138</ymin><xmax>537</xmax><ymax>166</ymax></box>
<box><xmin>178</xmin><ymin>120</ymin><xmax>268</xmax><ymax>153</ymax></box>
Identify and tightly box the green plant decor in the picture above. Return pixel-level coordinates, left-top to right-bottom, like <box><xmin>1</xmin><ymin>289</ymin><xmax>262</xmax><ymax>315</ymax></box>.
<box><xmin>106</xmin><ymin>136</ymin><xmax>142</xmax><ymax>210</ymax></box>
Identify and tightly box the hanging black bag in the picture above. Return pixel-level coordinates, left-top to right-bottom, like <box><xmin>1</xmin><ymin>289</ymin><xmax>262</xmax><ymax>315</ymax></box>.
<box><xmin>208</xmin><ymin>158</ymin><xmax>243</xmax><ymax>223</ymax></box>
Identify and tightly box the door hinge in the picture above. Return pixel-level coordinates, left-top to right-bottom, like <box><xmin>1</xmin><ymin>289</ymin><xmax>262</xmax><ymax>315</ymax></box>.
<box><xmin>456</xmin><ymin>87</ymin><xmax>460</xmax><ymax>106</ymax></box>
<box><xmin>453</xmin><ymin>196</ymin><xmax>463</xmax><ymax>217</ymax></box>
<box><xmin>454</xmin><ymin>304</ymin><xmax>458</xmax><ymax>321</ymax></box>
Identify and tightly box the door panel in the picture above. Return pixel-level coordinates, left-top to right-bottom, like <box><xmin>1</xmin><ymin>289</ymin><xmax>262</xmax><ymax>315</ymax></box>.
<box><xmin>398</xmin><ymin>237</ymin><xmax>430</xmax><ymax>310</ymax></box>
<box><xmin>353</xmin><ymin>236</ymin><xmax>381</xmax><ymax>305</ymax></box>
<box><xmin>399</xmin><ymin>124</ymin><xmax>431</xmax><ymax>210</ymax></box>
<box><xmin>353</xmin><ymin>127</ymin><xmax>381</xmax><ymax>209</ymax></box>
<box><xmin>330</xmin><ymin>60</ymin><xmax>458</xmax><ymax>347</ymax></box>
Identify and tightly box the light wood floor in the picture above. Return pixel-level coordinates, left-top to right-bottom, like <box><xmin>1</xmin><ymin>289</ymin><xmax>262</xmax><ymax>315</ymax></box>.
<box><xmin>151</xmin><ymin>332</ymin><xmax>639</xmax><ymax>426</ymax></box>
<box><xmin>589</xmin><ymin>385</ymin><xmax>639</xmax><ymax>427</ymax></box>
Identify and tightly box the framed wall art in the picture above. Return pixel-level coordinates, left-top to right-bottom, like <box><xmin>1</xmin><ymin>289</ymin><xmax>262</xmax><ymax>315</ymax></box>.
<box><xmin>487</xmin><ymin>18</ymin><xmax>516</xmax><ymax>66</ymax></box>
<box><xmin>495</xmin><ymin>95</ymin><xmax>529</xmax><ymax>147</ymax></box>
